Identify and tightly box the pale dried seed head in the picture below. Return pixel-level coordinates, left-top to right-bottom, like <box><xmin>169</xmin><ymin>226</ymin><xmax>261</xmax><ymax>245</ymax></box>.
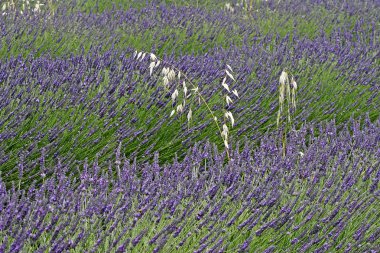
<box><xmin>224</xmin><ymin>139</ymin><xmax>229</xmax><ymax>149</ymax></box>
<box><xmin>168</xmin><ymin>69</ymin><xmax>176</xmax><ymax>81</ymax></box>
<box><xmin>226</xmin><ymin>95</ymin><xmax>233</xmax><ymax>106</ymax></box>
<box><xmin>232</xmin><ymin>89</ymin><xmax>239</xmax><ymax>98</ymax></box>
<box><xmin>176</xmin><ymin>104</ymin><xmax>183</xmax><ymax>113</ymax></box>
<box><xmin>279</xmin><ymin>71</ymin><xmax>288</xmax><ymax>86</ymax></box>
<box><xmin>178</xmin><ymin>71</ymin><xmax>181</xmax><ymax>80</ymax></box>
<box><xmin>155</xmin><ymin>60</ymin><xmax>161</xmax><ymax>68</ymax></box>
<box><xmin>183</xmin><ymin>81</ymin><xmax>187</xmax><ymax>97</ymax></box>
<box><xmin>172</xmin><ymin>89</ymin><xmax>179</xmax><ymax>102</ymax></box>
<box><xmin>136</xmin><ymin>52</ymin><xmax>142</xmax><ymax>60</ymax></box>
<box><xmin>162</xmin><ymin>67</ymin><xmax>169</xmax><ymax>76</ymax></box>
<box><xmin>222</xmin><ymin>124</ymin><xmax>229</xmax><ymax>135</ymax></box>
<box><xmin>222</xmin><ymin>77</ymin><xmax>230</xmax><ymax>92</ymax></box>
<box><xmin>225</xmin><ymin>3</ymin><xmax>234</xmax><ymax>13</ymax></box>
<box><xmin>140</xmin><ymin>53</ymin><xmax>146</xmax><ymax>61</ymax></box>
<box><xmin>291</xmin><ymin>76</ymin><xmax>297</xmax><ymax>90</ymax></box>
<box><xmin>226</xmin><ymin>64</ymin><xmax>233</xmax><ymax>73</ymax></box>
<box><xmin>229</xmin><ymin>113</ymin><xmax>235</xmax><ymax>127</ymax></box>
<box><xmin>221</xmin><ymin>131</ymin><xmax>227</xmax><ymax>140</ymax></box>
<box><xmin>226</xmin><ymin>69</ymin><xmax>235</xmax><ymax>81</ymax></box>
<box><xmin>170</xmin><ymin>110</ymin><xmax>175</xmax><ymax>117</ymax></box>
<box><xmin>150</xmin><ymin>53</ymin><xmax>157</xmax><ymax>61</ymax></box>
<box><xmin>225</xmin><ymin>111</ymin><xmax>235</xmax><ymax>127</ymax></box>
<box><xmin>163</xmin><ymin>76</ymin><xmax>169</xmax><ymax>87</ymax></box>
<box><xmin>149</xmin><ymin>62</ymin><xmax>155</xmax><ymax>76</ymax></box>
<box><xmin>187</xmin><ymin>108</ymin><xmax>192</xmax><ymax>122</ymax></box>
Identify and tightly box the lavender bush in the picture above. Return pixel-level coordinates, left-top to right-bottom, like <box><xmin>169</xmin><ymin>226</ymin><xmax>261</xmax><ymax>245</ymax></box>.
<box><xmin>0</xmin><ymin>0</ymin><xmax>379</xmax><ymax>252</ymax></box>
<box><xmin>0</xmin><ymin>119</ymin><xmax>379</xmax><ymax>252</ymax></box>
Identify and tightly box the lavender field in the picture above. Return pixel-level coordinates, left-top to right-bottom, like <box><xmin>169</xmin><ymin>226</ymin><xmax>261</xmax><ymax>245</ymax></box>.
<box><xmin>0</xmin><ymin>0</ymin><xmax>379</xmax><ymax>252</ymax></box>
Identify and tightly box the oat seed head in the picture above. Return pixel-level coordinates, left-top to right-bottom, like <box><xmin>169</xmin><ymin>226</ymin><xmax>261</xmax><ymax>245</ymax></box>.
<box><xmin>187</xmin><ymin>108</ymin><xmax>192</xmax><ymax>122</ymax></box>
<box><xmin>225</xmin><ymin>111</ymin><xmax>235</xmax><ymax>127</ymax></box>
<box><xmin>183</xmin><ymin>81</ymin><xmax>188</xmax><ymax>97</ymax></box>
<box><xmin>176</xmin><ymin>104</ymin><xmax>184</xmax><ymax>114</ymax></box>
<box><xmin>172</xmin><ymin>89</ymin><xmax>179</xmax><ymax>102</ymax></box>
<box><xmin>149</xmin><ymin>62</ymin><xmax>156</xmax><ymax>76</ymax></box>
<box><xmin>163</xmin><ymin>76</ymin><xmax>169</xmax><ymax>87</ymax></box>
<box><xmin>226</xmin><ymin>69</ymin><xmax>235</xmax><ymax>81</ymax></box>
<box><xmin>150</xmin><ymin>53</ymin><xmax>157</xmax><ymax>61</ymax></box>
<box><xmin>291</xmin><ymin>76</ymin><xmax>297</xmax><ymax>90</ymax></box>
<box><xmin>224</xmin><ymin>140</ymin><xmax>229</xmax><ymax>149</ymax></box>
<box><xmin>222</xmin><ymin>77</ymin><xmax>230</xmax><ymax>92</ymax></box>
<box><xmin>162</xmin><ymin>67</ymin><xmax>169</xmax><ymax>76</ymax></box>
<box><xmin>168</xmin><ymin>69</ymin><xmax>176</xmax><ymax>81</ymax></box>
<box><xmin>232</xmin><ymin>89</ymin><xmax>239</xmax><ymax>98</ymax></box>
<box><xmin>226</xmin><ymin>95</ymin><xmax>233</xmax><ymax>106</ymax></box>
<box><xmin>222</xmin><ymin>124</ymin><xmax>229</xmax><ymax>139</ymax></box>
<box><xmin>279</xmin><ymin>71</ymin><xmax>288</xmax><ymax>86</ymax></box>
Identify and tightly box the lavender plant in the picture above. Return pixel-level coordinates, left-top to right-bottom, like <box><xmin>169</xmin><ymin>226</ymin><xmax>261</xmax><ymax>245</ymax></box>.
<box><xmin>0</xmin><ymin>118</ymin><xmax>379</xmax><ymax>252</ymax></box>
<box><xmin>0</xmin><ymin>1</ymin><xmax>379</xmax><ymax>252</ymax></box>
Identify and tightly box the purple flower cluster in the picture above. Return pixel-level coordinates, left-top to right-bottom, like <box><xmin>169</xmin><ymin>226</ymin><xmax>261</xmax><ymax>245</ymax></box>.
<box><xmin>0</xmin><ymin>119</ymin><xmax>379</xmax><ymax>252</ymax></box>
<box><xmin>0</xmin><ymin>0</ymin><xmax>379</xmax><ymax>251</ymax></box>
<box><xmin>0</xmin><ymin>13</ymin><xmax>379</xmax><ymax>185</ymax></box>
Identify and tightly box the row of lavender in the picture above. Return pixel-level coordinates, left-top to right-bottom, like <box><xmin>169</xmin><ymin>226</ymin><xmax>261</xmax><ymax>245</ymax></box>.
<box><xmin>0</xmin><ymin>118</ymin><xmax>379</xmax><ymax>252</ymax></box>
<box><xmin>2</xmin><ymin>1</ymin><xmax>379</xmax><ymax>62</ymax></box>
<box><xmin>0</xmin><ymin>19</ymin><xmax>378</xmax><ymax>185</ymax></box>
<box><xmin>0</xmin><ymin>1</ymin><xmax>379</xmax><ymax>251</ymax></box>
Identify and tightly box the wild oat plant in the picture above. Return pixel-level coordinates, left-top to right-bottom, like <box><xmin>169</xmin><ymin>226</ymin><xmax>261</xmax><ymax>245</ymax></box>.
<box><xmin>134</xmin><ymin>51</ymin><xmax>239</xmax><ymax>160</ymax></box>
<box><xmin>277</xmin><ymin>69</ymin><xmax>297</xmax><ymax>157</ymax></box>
